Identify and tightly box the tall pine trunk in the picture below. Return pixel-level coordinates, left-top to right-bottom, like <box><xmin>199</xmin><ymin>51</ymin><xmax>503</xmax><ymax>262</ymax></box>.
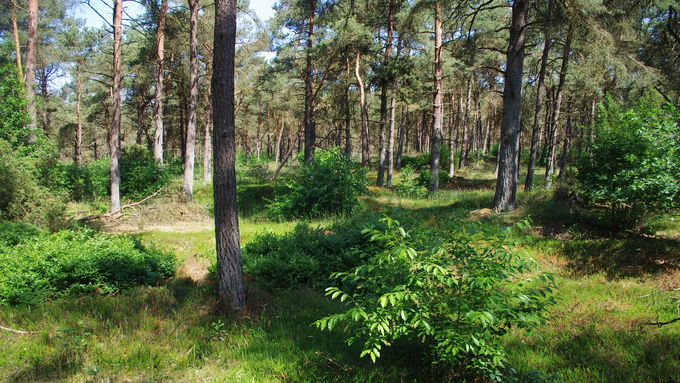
<box><xmin>183</xmin><ymin>0</ymin><xmax>199</xmax><ymax>201</ymax></box>
<box><xmin>355</xmin><ymin>52</ymin><xmax>370</xmax><ymax>167</ymax></box>
<box><xmin>492</xmin><ymin>0</ymin><xmax>528</xmax><ymax>212</ymax></box>
<box><xmin>212</xmin><ymin>0</ymin><xmax>246</xmax><ymax>310</ymax></box>
<box><xmin>25</xmin><ymin>0</ymin><xmax>38</xmax><ymax>138</ymax></box>
<box><xmin>448</xmin><ymin>92</ymin><xmax>456</xmax><ymax>177</ymax></box>
<box><xmin>75</xmin><ymin>72</ymin><xmax>83</xmax><ymax>167</ymax></box>
<box><xmin>110</xmin><ymin>0</ymin><xmax>123</xmax><ymax>213</ymax></box>
<box><xmin>11</xmin><ymin>1</ymin><xmax>23</xmax><ymax>83</ymax></box>
<box><xmin>303</xmin><ymin>0</ymin><xmax>316</xmax><ymax>163</ymax></box>
<box><xmin>525</xmin><ymin>33</ymin><xmax>551</xmax><ymax>191</ymax></box>
<box><xmin>387</xmin><ymin>93</ymin><xmax>396</xmax><ymax>187</ymax></box>
<box><xmin>376</xmin><ymin>0</ymin><xmax>395</xmax><ymax>186</ymax></box>
<box><xmin>203</xmin><ymin>102</ymin><xmax>213</xmax><ymax>183</ymax></box>
<box><xmin>153</xmin><ymin>0</ymin><xmax>168</xmax><ymax>162</ymax></box>
<box><xmin>458</xmin><ymin>75</ymin><xmax>473</xmax><ymax>169</ymax></box>
<box><xmin>428</xmin><ymin>0</ymin><xmax>444</xmax><ymax>192</ymax></box>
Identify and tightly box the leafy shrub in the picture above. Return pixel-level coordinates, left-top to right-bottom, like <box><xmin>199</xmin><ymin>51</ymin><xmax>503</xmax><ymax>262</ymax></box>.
<box><xmin>0</xmin><ymin>221</ymin><xmax>41</xmax><ymax>246</ymax></box>
<box><xmin>242</xmin><ymin>214</ymin><xmax>384</xmax><ymax>290</ymax></box>
<box><xmin>576</xmin><ymin>97</ymin><xmax>680</xmax><ymax>228</ymax></box>
<box><xmin>267</xmin><ymin>147</ymin><xmax>367</xmax><ymax>219</ymax></box>
<box><xmin>394</xmin><ymin>166</ymin><xmax>426</xmax><ymax>197</ymax></box>
<box><xmin>0</xmin><ymin>229</ymin><xmax>176</xmax><ymax>305</ymax></box>
<box><xmin>417</xmin><ymin>168</ymin><xmax>451</xmax><ymax>189</ymax></box>
<box><xmin>316</xmin><ymin>217</ymin><xmax>556</xmax><ymax>381</ymax></box>
<box><xmin>0</xmin><ymin>63</ymin><xmax>30</xmax><ymax>150</ymax></box>
<box><xmin>120</xmin><ymin>145</ymin><xmax>171</xmax><ymax>199</ymax></box>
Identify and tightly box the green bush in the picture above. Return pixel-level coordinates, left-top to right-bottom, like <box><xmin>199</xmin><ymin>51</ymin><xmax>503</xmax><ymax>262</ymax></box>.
<box><xmin>417</xmin><ymin>168</ymin><xmax>451</xmax><ymax>189</ymax></box>
<box><xmin>394</xmin><ymin>166</ymin><xmax>427</xmax><ymax>197</ymax></box>
<box><xmin>0</xmin><ymin>221</ymin><xmax>41</xmax><ymax>246</ymax></box>
<box><xmin>120</xmin><ymin>145</ymin><xmax>171</xmax><ymax>200</ymax></box>
<box><xmin>267</xmin><ymin>147</ymin><xmax>367</xmax><ymax>219</ymax></box>
<box><xmin>0</xmin><ymin>229</ymin><xmax>176</xmax><ymax>306</ymax></box>
<box><xmin>316</xmin><ymin>217</ymin><xmax>556</xmax><ymax>381</ymax></box>
<box><xmin>242</xmin><ymin>214</ymin><xmax>384</xmax><ymax>290</ymax></box>
<box><xmin>0</xmin><ymin>63</ymin><xmax>30</xmax><ymax>151</ymax></box>
<box><xmin>576</xmin><ymin>96</ymin><xmax>680</xmax><ymax>228</ymax></box>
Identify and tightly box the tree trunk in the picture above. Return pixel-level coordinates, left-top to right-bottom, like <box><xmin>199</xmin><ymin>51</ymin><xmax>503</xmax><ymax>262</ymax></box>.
<box><xmin>344</xmin><ymin>57</ymin><xmax>352</xmax><ymax>157</ymax></box>
<box><xmin>11</xmin><ymin>1</ymin><xmax>23</xmax><ymax>84</ymax></box>
<box><xmin>396</xmin><ymin>106</ymin><xmax>407</xmax><ymax>170</ymax></box>
<box><xmin>184</xmin><ymin>0</ymin><xmax>199</xmax><ymax>202</ymax></box>
<box><xmin>376</xmin><ymin>0</ymin><xmax>395</xmax><ymax>186</ymax></box>
<box><xmin>557</xmin><ymin>98</ymin><xmax>573</xmax><ymax>180</ymax></box>
<box><xmin>24</xmin><ymin>0</ymin><xmax>38</xmax><ymax>138</ymax></box>
<box><xmin>110</xmin><ymin>0</ymin><xmax>123</xmax><ymax>213</ymax></box>
<box><xmin>458</xmin><ymin>75</ymin><xmax>473</xmax><ymax>169</ymax></box>
<box><xmin>355</xmin><ymin>52</ymin><xmax>370</xmax><ymax>167</ymax></box>
<box><xmin>303</xmin><ymin>0</ymin><xmax>316</xmax><ymax>163</ymax></box>
<box><xmin>387</xmin><ymin>93</ymin><xmax>396</xmax><ymax>187</ymax></box>
<box><xmin>153</xmin><ymin>0</ymin><xmax>168</xmax><ymax>163</ymax></box>
<box><xmin>545</xmin><ymin>24</ymin><xmax>573</xmax><ymax>188</ymax></box>
<box><xmin>428</xmin><ymin>0</ymin><xmax>444</xmax><ymax>192</ymax></box>
<box><xmin>492</xmin><ymin>0</ymin><xmax>528</xmax><ymax>212</ymax></box>
<box><xmin>212</xmin><ymin>0</ymin><xmax>246</xmax><ymax>310</ymax></box>
<box><xmin>203</xmin><ymin>102</ymin><xmax>213</xmax><ymax>183</ymax></box>
<box><xmin>524</xmin><ymin>34</ymin><xmax>551</xmax><ymax>191</ymax></box>
<box><xmin>75</xmin><ymin>73</ymin><xmax>83</xmax><ymax>166</ymax></box>
<box><xmin>275</xmin><ymin>118</ymin><xmax>284</xmax><ymax>163</ymax></box>
<box><xmin>448</xmin><ymin>93</ymin><xmax>456</xmax><ymax>177</ymax></box>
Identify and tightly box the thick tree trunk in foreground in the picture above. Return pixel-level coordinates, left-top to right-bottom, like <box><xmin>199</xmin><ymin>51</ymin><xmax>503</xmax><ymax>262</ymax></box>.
<box><xmin>377</xmin><ymin>0</ymin><xmax>395</xmax><ymax>186</ymax></box>
<box><xmin>212</xmin><ymin>0</ymin><xmax>246</xmax><ymax>310</ymax></box>
<box><xmin>492</xmin><ymin>0</ymin><xmax>528</xmax><ymax>212</ymax></box>
<box><xmin>525</xmin><ymin>34</ymin><xmax>551</xmax><ymax>191</ymax></box>
<box><xmin>184</xmin><ymin>0</ymin><xmax>199</xmax><ymax>201</ymax></box>
<box><xmin>153</xmin><ymin>0</ymin><xmax>168</xmax><ymax>163</ymax></box>
<box><xmin>303</xmin><ymin>0</ymin><xmax>316</xmax><ymax>163</ymax></box>
<box><xmin>25</xmin><ymin>0</ymin><xmax>38</xmax><ymax>137</ymax></box>
<box><xmin>110</xmin><ymin>0</ymin><xmax>123</xmax><ymax>213</ymax></box>
<box><xmin>11</xmin><ymin>1</ymin><xmax>23</xmax><ymax>83</ymax></box>
<box><xmin>355</xmin><ymin>52</ymin><xmax>371</xmax><ymax>167</ymax></box>
<box><xmin>428</xmin><ymin>0</ymin><xmax>444</xmax><ymax>192</ymax></box>
<box><xmin>545</xmin><ymin>25</ymin><xmax>573</xmax><ymax>188</ymax></box>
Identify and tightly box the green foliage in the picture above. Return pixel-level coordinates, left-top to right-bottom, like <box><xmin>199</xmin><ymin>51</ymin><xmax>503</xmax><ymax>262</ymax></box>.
<box><xmin>120</xmin><ymin>145</ymin><xmax>172</xmax><ymax>199</ymax></box>
<box><xmin>0</xmin><ymin>63</ymin><xmax>30</xmax><ymax>150</ymax></box>
<box><xmin>576</xmin><ymin>97</ymin><xmax>680</xmax><ymax>227</ymax></box>
<box><xmin>394</xmin><ymin>166</ymin><xmax>427</xmax><ymax>197</ymax></box>
<box><xmin>242</xmin><ymin>215</ymin><xmax>382</xmax><ymax>290</ymax></box>
<box><xmin>418</xmin><ymin>168</ymin><xmax>451</xmax><ymax>189</ymax></box>
<box><xmin>0</xmin><ymin>229</ymin><xmax>176</xmax><ymax>306</ymax></box>
<box><xmin>316</xmin><ymin>217</ymin><xmax>557</xmax><ymax>381</ymax></box>
<box><xmin>400</xmin><ymin>153</ymin><xmax>431</xmax><ymax>171</ymax></box>
<box><xmin>267</xmin><ymin>147</ymin><xmax>367</xmax><ymax>219</ymax></box>
<box><xmin>0</xmin><ymin>221</ymin><xmax>41</xmax><ymax>246</ymax></box>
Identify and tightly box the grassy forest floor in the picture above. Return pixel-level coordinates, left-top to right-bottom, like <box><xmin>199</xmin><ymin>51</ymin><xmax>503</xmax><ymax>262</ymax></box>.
<box><xmin>0</xmin><ymin>163</ymin><xmax>678</xmax><ymax>383</ymax></box>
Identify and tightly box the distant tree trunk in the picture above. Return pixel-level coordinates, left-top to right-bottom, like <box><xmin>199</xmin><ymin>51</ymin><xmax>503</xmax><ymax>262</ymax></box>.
<box><xmin>387</xmin><ymin>93</ymin><xmax>396</xmax><ymax>187</ymax></box>
<box><xmin>376</xmin><ymin>0</ymin><xmax>395</xmax><ymax>186</ymax></box>
<box><xmin>428</xmin><ymin>0</ymin><xmax>443</xmax><ymax>192</ymax></box>
<box><xmin>110</xmin><ymin>0</ymin><xmax>123</xmax><ymax>213</ymax></box>
<box><xmin>525</xmin><ymin>34</ymin><xmax>551</xmax><ymax>191</ymax></box>
<box><xmin>355</xmin><ymin>52</ymin><xmax>370</xmax><ymax>167</ymax></box>
<box><xmin>558</xmin><ymin>98</ymin><xmax>574</xmax><ymax>180</ymax></box>
<box><xmin>545</xmin><ymin>24</ymin><xmax>573</xmax><ymax>188</ymax></box>
<box><xmin>24</xmin><ymin>0</ymin><xmax>38</xmax><ymax>138</ymax></box>
<box><xmin>203</xmin><ymin>102</ymin><xmax>213</xmax><ymax>183</ymax></box>
<box><xmin>303</xmin><ymin>0</ymin><xmax>316</xmax><ymax>163</ymax></box>
<box><xmin>11</xmin><ymin>1</ymin><xmax>23</xmax><ymax>83</ymax></box>
<box><xmin>396</xmin><ymin>106</ymin><xmax>407</xmax><ymax>169</ymax></box>
<box><xmin>153</xmin><ymin>0</ymin><xmax>167</xmax><ymax>162</ymax></box>
<box><xmin>344</xmin><ymin>57</ymin><xmax>352</xmax><ymax>157</ymax></box>
<box><xmin>275</xmin><ymin>118</ymin><xmax>284</xmax><ymax>163</ymax></box>
<box><xmin>448</xmin><ymin>93</ymin><xmax>456</xmax><ymax>177</ymax></box>
<box><xmin>75</xmin><ymin>73</ymin><xmax>83</xmax><ymax>166</ymax></box>
<box><xmin>492</xmin><ymin>0</ymin><xmax>528</xmax><ymax>212</ymax></box>
<box><xmin>184</xmin><ymin>0</ymin><xmax>199</xmax><ymax>202</ymax></box>
<box><xmin>212</xmin><ymin>0</ymin><xmax>246</xmax><ymax>310</ymax></box>
<box><xmin>458</xmin><ymin>75</ymin><xmax>473</xmax><ymax>169</ymax></box>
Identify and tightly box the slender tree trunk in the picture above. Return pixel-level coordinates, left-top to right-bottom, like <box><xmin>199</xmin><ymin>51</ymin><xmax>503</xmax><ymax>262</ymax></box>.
<box><xmin>153</xmin><ymin>0</ymin><xmax>168</xmax><ymax>162</ymax></box>
<box><xmin>212</xmin><ymin>0</ymin><xmax>246</xmax><ymax>310</ymax></box>
<box><xmin>303</xmin><ymin>0</ymin><xmax>316</xmax><ymax>163</ymax></box>
<box><xmin>396</xmin><ymin>106</ymin><xmax>407</xmax><ymax>170</ymax></box>
<box><xmin>24</xmin><ymin>0</ymin><xmax>38</xmax><ymax>137</ymax></box>
<box><xmin>377</xmin><ymin>0</ymin><xmax>395</xmax><ymax>186</ymax></box>
<box><xmin>184</xmin><ymin>0</ymin><xmax>199</xmax><ymax>201</ymax></box>
<box><xmin>492</xmin><ymin>0</ymin><xmax>528</xmax><ymax>212</ymax></box>
<box><xmin>11</xmin><ymin>1</ymin><xmax>23</xmax><ymax>83</ymax></box>
<box><xmin>387</xmin><ymin>93</ymin><xmax>396</xmax><ymax>187</ymax></box>
<box><xmin>355</xmin><ymin>52</ymin><xmax>370</xmax><ymax>167</ymax></box>
<box><xmin>110</xmin><ymin>0</ymin><xmax>123</xmax><ymax>213</ymax></box>
<box><xmin>203</xmin><ymin>102</ymin><xmax>213</xmax><ymax>183</ymax></box>
<box><xmin>344</xmin><ymin>57</ymin><xmax>352</xmax><ymax>157</ymax></box>
<box><xmin>558</xmin><ymin>98</ymin><xmax>573</xmax><ymax>180</ymax></box>
<box><xmin>458</xmin><ymin>75</ymin><xmax>473</xmax><ymax>169</ymax></box>
<box><xmin>448</xmin><ymin>93</ymin><xmax>456</xmax><ymax>177</ymax></box>
<box><xmin>275</xmin><ymin>118</ymin><xmax>284</xmax><ymax>163</ymax></box>
<box><xmin>75</xmin><ymin>73</ymin><xmax>83</xmax><ymax>166</ymax></box>
<box><xmin>545</xmin><ymin>24</ymin><xmax>573</xmax><ymax>188</ymax></box>
<box><xmin>525</xmin><ymin>34</ymin><xmax>551</xmax><ymax>191</ymax></box>
<box><xmin>428</xmin><ymin>0</ymin><xmax>443</xmax><ymax>192</ymax></box>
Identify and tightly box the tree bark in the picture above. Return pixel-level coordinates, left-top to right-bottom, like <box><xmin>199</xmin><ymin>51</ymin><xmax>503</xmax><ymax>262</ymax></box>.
<box><xmin>524</xmin><ymin>34</ymin><xmax>551</xmax><ymax>191</ymax></box>
<box><xmin>458</xmin><ymin>75</ymin><xmax>473</xmax><ymax>169</ymax></box>
<box><xmin>203</xmin><ymin>102</ymin><xmax>213</xmax><ymax>183</ymax></box>
<box><xmin>110</xmin><ymin>0</ymin><xmax>123</xmax><ymax>213</ymax></box>
<box><xmin>75</xmin><ymin>72</ymin><xmax>83</xmax><ymax>166</ymax></box>
<box><xmin>545</xmin><ymin>24</ymin><xmax>573</xmax><ymax>188</ymax></box>
<box><xmin>344</xmin><ymin>57</ymin><xmax>352</xmax><ymax>157</ymax></box>
<box><xmin>395</xmin><ymin>106</ymin><xmax>407</xmax><ymax>170</ymax></box>
<box><xmin>448</xmin><ymin>93</ymin><xmax>456</xmax><ymax>177</ymax></box>
<box><xmin>428</xmin><ymin>0</ymin><xmax>444</xmax><ymax>192</ymax></box>
<box><xmin>184</xmin><ymin>0</ymin><xmax>199</xmax><ymax>202</ymax></box>
<box><xmin>492</xmin><ymin>0</ymin><xmax>528</xmax><ymax>212</ymax></box>
<box><xmin>212</xmin><ymin>0</ymin><xmax>246</xmax><ymax>310</ymax></box>
<box><xmin>387</xmin><ymin>93</ymin><xmax>396</xmax><ymax>187</ymax></box>
<box><xmin>24</xmin><ymin>0</ymin><xmax>38</xmax><ymax>137</ymax></box>
<box><xmin>354</xmin><ymin>52</ymin><xmax>371</xmax><ymax>167</ymax></box>
<box><xmin>11</xmin><ymin>1</ymin><xmax>23</xmax><ymax>84</ymax></box>
<box><xmin>153</xmin><ymin>0</ymin><xmax>168</xmax><ymax>163</ymax></box>
<box><xmin>376</xmin><ymin>0</ymin><xmax>395</xmax><ymax>186</ymax></box>
<box><xmin>303</xmin><ymin>0</ymin><xmax>316</xmax><ymax>163</ymax></box>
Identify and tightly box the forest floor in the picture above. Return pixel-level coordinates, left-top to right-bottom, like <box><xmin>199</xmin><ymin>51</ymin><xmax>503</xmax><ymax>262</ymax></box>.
<box><xmin>0</xmin><ymin>164</ymin><xmax>678</xmax><ymax>382</ymax></box>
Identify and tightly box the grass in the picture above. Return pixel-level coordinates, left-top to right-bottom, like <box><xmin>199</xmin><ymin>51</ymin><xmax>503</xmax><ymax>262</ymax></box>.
<box><xmin>1</xmin><ymin>162</ymin><xmax>678</xmax><ymax>382</ymax></box>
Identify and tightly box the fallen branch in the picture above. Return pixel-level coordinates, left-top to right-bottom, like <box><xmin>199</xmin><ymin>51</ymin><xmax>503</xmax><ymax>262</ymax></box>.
<box><xmin>80</xmin><ymin>186</ymin><xmax>166</xmax><ymax>222</ymax></box>
<box><xmin>0</xmin><ymin>324</ymin><xmax>31</xmax><ymax>334</ymax></box>
<box><xmin>643</xmin><ymin>317</ymin><xmax>680</xmax><ymax>327</ymax></box>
